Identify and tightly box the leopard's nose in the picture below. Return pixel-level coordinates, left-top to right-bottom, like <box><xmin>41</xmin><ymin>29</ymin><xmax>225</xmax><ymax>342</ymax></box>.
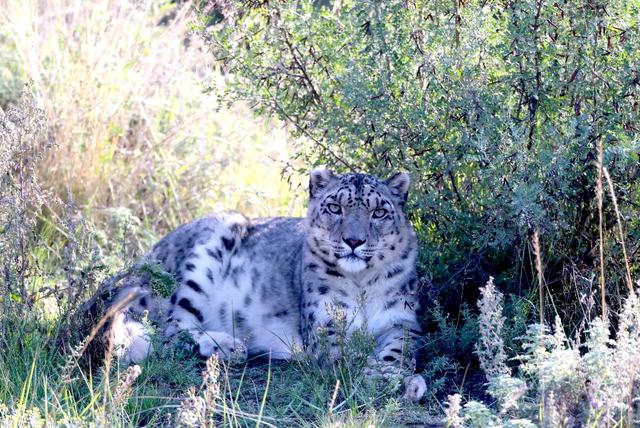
<box><xmin>344</xmin><ymin>238</ymin><xmax>366</xmax><ymax>250</ymax></box>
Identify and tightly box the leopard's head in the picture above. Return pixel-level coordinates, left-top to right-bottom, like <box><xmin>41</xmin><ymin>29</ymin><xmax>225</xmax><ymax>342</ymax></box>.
<box><xmin>306</xmin><ymin>169</ymin><xmax>415</xmax><ymax>274</ymax></box>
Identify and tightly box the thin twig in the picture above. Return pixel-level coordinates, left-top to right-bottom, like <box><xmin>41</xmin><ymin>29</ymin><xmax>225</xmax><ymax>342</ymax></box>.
<box><xmin>328</xmin><ymin>379</ymin><xmax>341</xmax><ymax>412</ymax></box>
<box><xmin>532</xmin><ymin>231</ymin><xmax>545</xmax><ymax>422</ymax></box>
<box><xmin>532</xmin><ymin>232</ymin><xmax>545</xmax><ymax>327</ymax></box>
<box><xmin>596</xmin><ymin>139</ymin><xmax>606</xmax><ymax>318</ymax></box>
<box><xmin>603</xmin><ymin>167</ymin><xmax>634</xmax><ymax>294</ymax></box>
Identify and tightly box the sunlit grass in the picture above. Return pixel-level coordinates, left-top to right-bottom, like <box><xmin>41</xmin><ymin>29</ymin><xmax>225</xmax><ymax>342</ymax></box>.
<box><xmin>0</xmin><ymin>0</ymin><xmax>304</xmax><ymax>242</ymax></box>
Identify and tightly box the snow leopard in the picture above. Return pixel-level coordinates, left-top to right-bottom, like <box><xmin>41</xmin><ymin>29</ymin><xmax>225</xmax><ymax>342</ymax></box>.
<box><xmin>109</xmin><ymin>169</ymin><xmax>426</xmax><ymax>399</ymax></box>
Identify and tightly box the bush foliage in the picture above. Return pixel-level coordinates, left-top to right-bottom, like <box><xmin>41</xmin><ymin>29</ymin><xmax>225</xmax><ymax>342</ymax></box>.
<box><xmin>210</xmin><ymin>0</ymin><xmax>640</xmax><ymax>306</ymax></box>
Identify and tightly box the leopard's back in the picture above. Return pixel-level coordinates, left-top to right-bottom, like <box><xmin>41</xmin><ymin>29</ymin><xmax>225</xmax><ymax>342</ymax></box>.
<box><xmin>158</xmin><ymin>213</ymin><xmax>305</xmax><ymax>357</ymax></box>
<box><xmin>113</xmin><ymin>213</ymin><xmax>306</xmax><ymax>361</ymax></box>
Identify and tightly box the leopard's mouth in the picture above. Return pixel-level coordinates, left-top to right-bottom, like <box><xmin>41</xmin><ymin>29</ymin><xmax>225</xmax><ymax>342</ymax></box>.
<box><xmin>335</xmin><ymin>252</ymin><xmax>371</xmax><ymax>262</ymax></box>
<box><xmin>336</xmin><ymin>254</ymin><xmax>370</xmax><ymax>273</ymax></box>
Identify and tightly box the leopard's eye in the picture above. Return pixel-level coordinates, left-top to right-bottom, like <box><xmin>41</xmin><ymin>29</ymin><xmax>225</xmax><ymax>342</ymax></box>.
<box><xmin>372</xmin><ymin>208</ymin><xmax>388</xmax><ymax>219</ymax></box>
<box><xmin>327</xmin><ymin>203</ymin><xmax>342</xmax><ymax>215</ymax></box>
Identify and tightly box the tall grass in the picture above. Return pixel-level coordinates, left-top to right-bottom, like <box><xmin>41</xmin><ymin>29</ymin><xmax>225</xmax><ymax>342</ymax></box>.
<box><xmin>445</xmin><ymin>166</ymin><xmax>640</xmax><ymax>426</ymax></box>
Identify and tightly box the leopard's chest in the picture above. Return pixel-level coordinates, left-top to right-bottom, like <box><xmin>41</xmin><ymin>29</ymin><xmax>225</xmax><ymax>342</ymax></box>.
<box><xmin>300</xmin><ymin>270</ymin><xmax>401</xmax><ymax>334</ymax></box>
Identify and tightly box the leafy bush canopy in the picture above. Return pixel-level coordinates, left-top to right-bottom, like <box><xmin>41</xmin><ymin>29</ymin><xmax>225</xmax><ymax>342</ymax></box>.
<box><xmin>209</xmin><ymin>0</ymin><xmax>640</xmax><ymax>291</ymax></box>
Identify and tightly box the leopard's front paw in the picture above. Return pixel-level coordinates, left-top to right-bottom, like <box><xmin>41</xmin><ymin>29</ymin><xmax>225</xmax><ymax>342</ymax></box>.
<box><xmin>402</xmin><ymin>374</ymin><xmax>427</xmax><ymax>402</ymax></box>
<box><xmin>192</xmin><ymin>330</ymin><xmax>247</xmax><ymax>363</ymax></box>
<box><xmin>363</xmin><ymin>357</ymin><xmax>426</xmax><ymax>402</ymax></box>
<box><xmin>363</xmin><ymin>356</ymin><xmax>403</xmax><ymax>379</ymax></box>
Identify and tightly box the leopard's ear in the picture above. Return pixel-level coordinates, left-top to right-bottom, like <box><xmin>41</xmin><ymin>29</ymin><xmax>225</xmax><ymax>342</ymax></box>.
<box><xmin>309</xmin><ymin>169</ymin><xmax>335</xmax><ymax>199</ymax></box>
<box><xmin>385</xmin><ymin>172</ymin><xmax>411</xmax><ymax>206</ymax></box>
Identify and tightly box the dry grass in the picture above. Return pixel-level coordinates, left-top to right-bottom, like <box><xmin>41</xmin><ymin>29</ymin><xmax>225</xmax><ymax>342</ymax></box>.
<box><xmin>0</xmin><ymin>0</ymin><xmax>304</xmax><ymax>246</ymax></box>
